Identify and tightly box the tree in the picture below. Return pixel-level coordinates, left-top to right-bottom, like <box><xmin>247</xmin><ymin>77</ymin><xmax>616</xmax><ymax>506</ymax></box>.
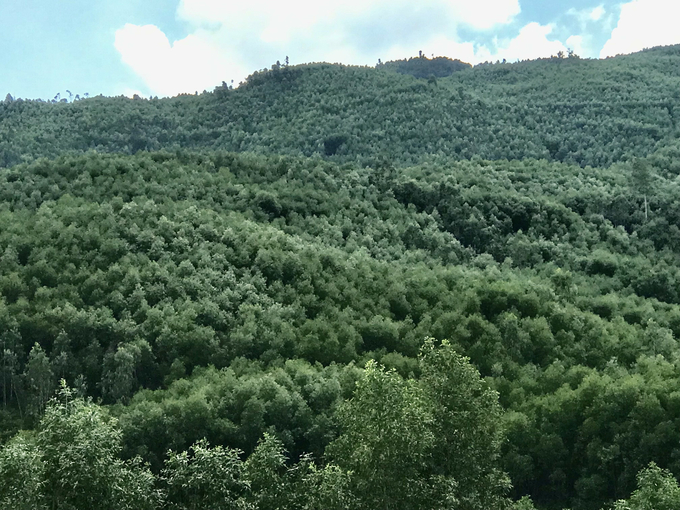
<box><xmin>163</xmin><ymin>439</ymin><xmax>251</xmax><ymax>510</ymax></box>
<box><xmin>1</xmin><ymin>328</ymin><xmax>21</xmax><ymax>411</ymax></box>
<box><xmin>50</xmin><ymin>330</ymin><xmax>75</xmax><ymax>382</ymax></box>
<box><xmin>244</xmin><ymin>433</ymin><xmax>287</xmax><ymax>510</ymax></box>
<box><xmin>292</xmin><ymin>459</ymin><xmax>356</xmax><ymax>510</ymax></box>
<box><xmin>611</xmin><ymin>462</ymin><xmax>680</xmax><ymax>510</ymax></box>
<box><xmin>24</xmin><ymin>343</ymin><xmax>54</xmax><ymax>419</ymax></box>
<box><xmin>37</xmin><ymin>382</ymin><xmax>160</xmax><ymax>510</ymax></box>
<box><xmin>327</xmin><ymin>360</ymin><xmax>439</xmax><ymax>510</ymax></box>
<box><xmin>323</xmin><ymin>134</ymin><xmax>348</xmax><ymax>156</ymax></box>
<box><xmin>513</xmin><ymin>496</ymin><xmax>537</xmax><ymax>510</ymax></box>
<box><xmin>0</xmin><ymin>433</ymin><xmax>46</xmax><ymax>510</ymax></box>
<box><xmin>101</xmin><ymin>341</ymin><xmax>149</xmax><ymax>403</ymax></box>
<box><xmin>419</xmin><ymin>338</ymin><xmax>510</xmax><ymax>510</ymax></box>
<box><xmin>631</xmin><ymin>159</ymin><xmax>653</xmax><ymax>221</ymax></box>
<box><xmin>243</xmin><ymin>432</ymin><xmax>357</xmax><ymax>510</ymax></box>
<box><xmin>327</xmin><ymin>343</ymin><xmax>510</xmax><ymax>510</ymax></box>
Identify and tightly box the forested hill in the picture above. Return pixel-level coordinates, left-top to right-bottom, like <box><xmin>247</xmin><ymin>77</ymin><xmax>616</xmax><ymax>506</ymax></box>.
<box><xmin>2</xmin><ymin>45</ymin><xmax>680</xmax><ymax>169</ymax></box>
<box><xmin>3</xmin><ymin>47</ymin><xmax>680</xmax><ymax>510</ymax></box>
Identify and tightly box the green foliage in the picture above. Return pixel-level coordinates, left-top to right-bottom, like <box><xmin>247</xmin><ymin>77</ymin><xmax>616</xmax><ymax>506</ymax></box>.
<box><xmin>243</xmin><ymin>434</ymin><xmax>287</xmax><ymax>510</ymax></box>
<box><xmin>631</xmin><ymin>159</ymin><xmax>654</xmax><ymax>197</ymax></box>
<box><xmin>163</xmin><ymin>439</ymin><xmax>251</xmax><ymax>510</ymax></box>
<box><xmin>243</xmin><ymin>432</ymin><xmax>356</xmax><ymax>510</ymax></box>
<box><xmin>2</xmin><ymin>47</ymin><xmax>680</xmax><ymax>510</ymax></box>
<box><xmin>0</xmin><ymin>433</ymin><xmax>46</xmax><ymax>510</ymax></box>
<box><xmin>502</xmin><ymin>355</ymin><xmax>680</xmax><ymax>508</ymax></box>
<box><xmin>116</xmin><ymin>360</ymin><xmax>359</xmax><ymax>470</ymax></box>
<box><xmin>420</xmin><ymin>339</ymin><xmax>510</xmax><ymax>509</ymax></box>
<box><xmin>611</xmin><ymin>462</ymin><xmax>680</xmax><ymax>510</ymax></box>
<box><xmin>329</xmin><ymin>360</ymin><xmax>438</xmax><ymax>510</ymax></box>
<box><xmin>630</xmin><ymin>158</ymin><xmax>654</xmax><ymax>221</ymax></box>
<box><xmin>2</xmin><ymin>45</ymin><xmax>680</xmax><ymax>168</ymax></box>
<box><xmin>37</xmin><ymin>382</ymin><xmax>160</xmax><ymax>510</ymax></box>
<box><xmin>24</xmin><ymin>343</ymin><xmax>54</xmax><ymax>419</ymax></box>
<box><xmin>3</xmin><ymin>149</ymin><xmax>680</xmax><ymax>508</ymax></box>
<box><xmin>381</xmin><ymin>55</ymin><xmax>471</xmax><ymax>79</ymax></box>
<box><xmin>295</xmin><ymin>461</ymin><xmax>356</xmax><ymax>510</ymax></box>
<box><xmin>329</xmin><ymin>345</ymin><xmax>510</xmax><ymax>509</ymax></box>
<box><xmin>512</xmin><ymin>496</ymin><xmax>537</xmax><ymax>510</ymax></box>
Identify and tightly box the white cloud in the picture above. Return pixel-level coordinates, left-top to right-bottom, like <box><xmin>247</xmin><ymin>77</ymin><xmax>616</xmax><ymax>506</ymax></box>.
<box><xmin>414</xmin><ymin>36</ymin><xmax>480</xmax><ymax>64</ymax></box>
<box><xmin>562</xmin><ymin>5</ymin><xmax>610</xmax><ymax>58</ymax></box>
<box><xmin>177</xmin><ymin>0</ymin><xmax>520</xmax><ymax>35</ymax></box>
<box><xmin>416</xmin><ymin>22</ymin><xmax>569</xmax><ymax>65</ymax></box>
<box><xmin>116</xmin><ymin>0</ymin><xmax>524</xmax><ymax>96</ymax></box>
<box><xmin>114</xmin><ymin>24</ymin><xmax>245</xmax><ymax>97</ymax></box>
<box><xmin>566</xmin><ymin>35</ymin><xmax>586</xmax><ymax>57</ymax></box>
<box><xmin>567</xmin><ymin>4</ymin><xmax>606</xmax><ymax>30</ymax></box>
<box><xmin>600</xmin><ymin>0</ymin><xmax>680</xmax><ymax>58</ymax></box>
<box><xmin>492</xmin><ymin>23</ymin><xmax>568</xmax><ymax>62</ymax></box>
<box><xmin>589</xmin><ymin>5</ymin><xmax>606</xmax><ymax>21</ymax></box>
<box><xmin>444</xmin><ymin>0</ymin><xmax>521</xmax><ymax>30</ymax></box>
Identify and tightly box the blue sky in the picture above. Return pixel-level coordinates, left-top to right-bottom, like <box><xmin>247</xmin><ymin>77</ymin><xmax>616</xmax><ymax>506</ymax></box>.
<box><xmin>2</xmin><ymin>0</ymin><xmax>680</xmax><ymax>100</ymax></box>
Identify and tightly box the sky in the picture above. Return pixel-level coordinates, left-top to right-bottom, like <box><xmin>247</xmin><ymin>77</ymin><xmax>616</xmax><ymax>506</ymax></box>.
<box><xmin>2</xmin><ymin>0</ymin><xmax>680</xmax><ymax>100</ymax></box>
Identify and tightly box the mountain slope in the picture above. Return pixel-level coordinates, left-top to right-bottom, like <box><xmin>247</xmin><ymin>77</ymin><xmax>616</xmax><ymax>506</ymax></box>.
<box><xmin>2</xmin><ymin>45</ymin><xmax>679</xmax><ymax>169</ymax></box>
<box><xmin>3</xmin><ymin>47</ymin><xmax>680</xmax><ymax>510</ymax></box>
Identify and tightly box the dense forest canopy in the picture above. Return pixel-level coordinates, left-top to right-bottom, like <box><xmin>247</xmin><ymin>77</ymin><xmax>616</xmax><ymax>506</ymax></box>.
<box><xmin>379</xmin><ymin>54</ymin><xmax>472</xmax><ymax>79</ymax></box>
<box><xmin>2</xmin><ymin>45</ymin><xmax>680</xmax><ymax>510</ymax></box>
<box><xmin>2</xmin><ymin>45</ymin><xmax>679</xmax><ymax>169</ymax></box>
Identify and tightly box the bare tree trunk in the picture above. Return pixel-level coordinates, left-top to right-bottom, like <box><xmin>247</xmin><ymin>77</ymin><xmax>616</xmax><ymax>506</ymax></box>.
<box><xmin>12</xmin><ymin>375</ymin><xmax>23</xmax><ymax>419</ymax></box>
<box><xmin>2</xmin><ymin>344</ymin><xmax>6</xmax><ymax>409</ymax></box>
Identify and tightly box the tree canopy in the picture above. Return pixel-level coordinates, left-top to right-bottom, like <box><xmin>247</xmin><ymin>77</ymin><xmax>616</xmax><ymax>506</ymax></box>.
<box><xmin>2</xmin><ymin>45</ymin><xmax>680</xmax><ymax>510</ymax></box>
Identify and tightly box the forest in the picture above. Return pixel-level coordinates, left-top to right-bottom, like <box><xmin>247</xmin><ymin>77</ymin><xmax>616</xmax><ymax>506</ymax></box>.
<box><xmin>1</xmin><ymin>47</ymin><xmax>680</xmax><ymax>509</ymax></box>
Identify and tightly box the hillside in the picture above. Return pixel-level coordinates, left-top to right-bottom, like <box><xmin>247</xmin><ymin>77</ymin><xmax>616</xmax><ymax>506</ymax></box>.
<box><xmin>2</xmin><ymin>45</ymin><xmax>680</xmax><ymax>169</ymax></box>
<box><xmin>2</xmin><ymin>47</ymin><xmax>680</xmax><ymax>510</ymax></box>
